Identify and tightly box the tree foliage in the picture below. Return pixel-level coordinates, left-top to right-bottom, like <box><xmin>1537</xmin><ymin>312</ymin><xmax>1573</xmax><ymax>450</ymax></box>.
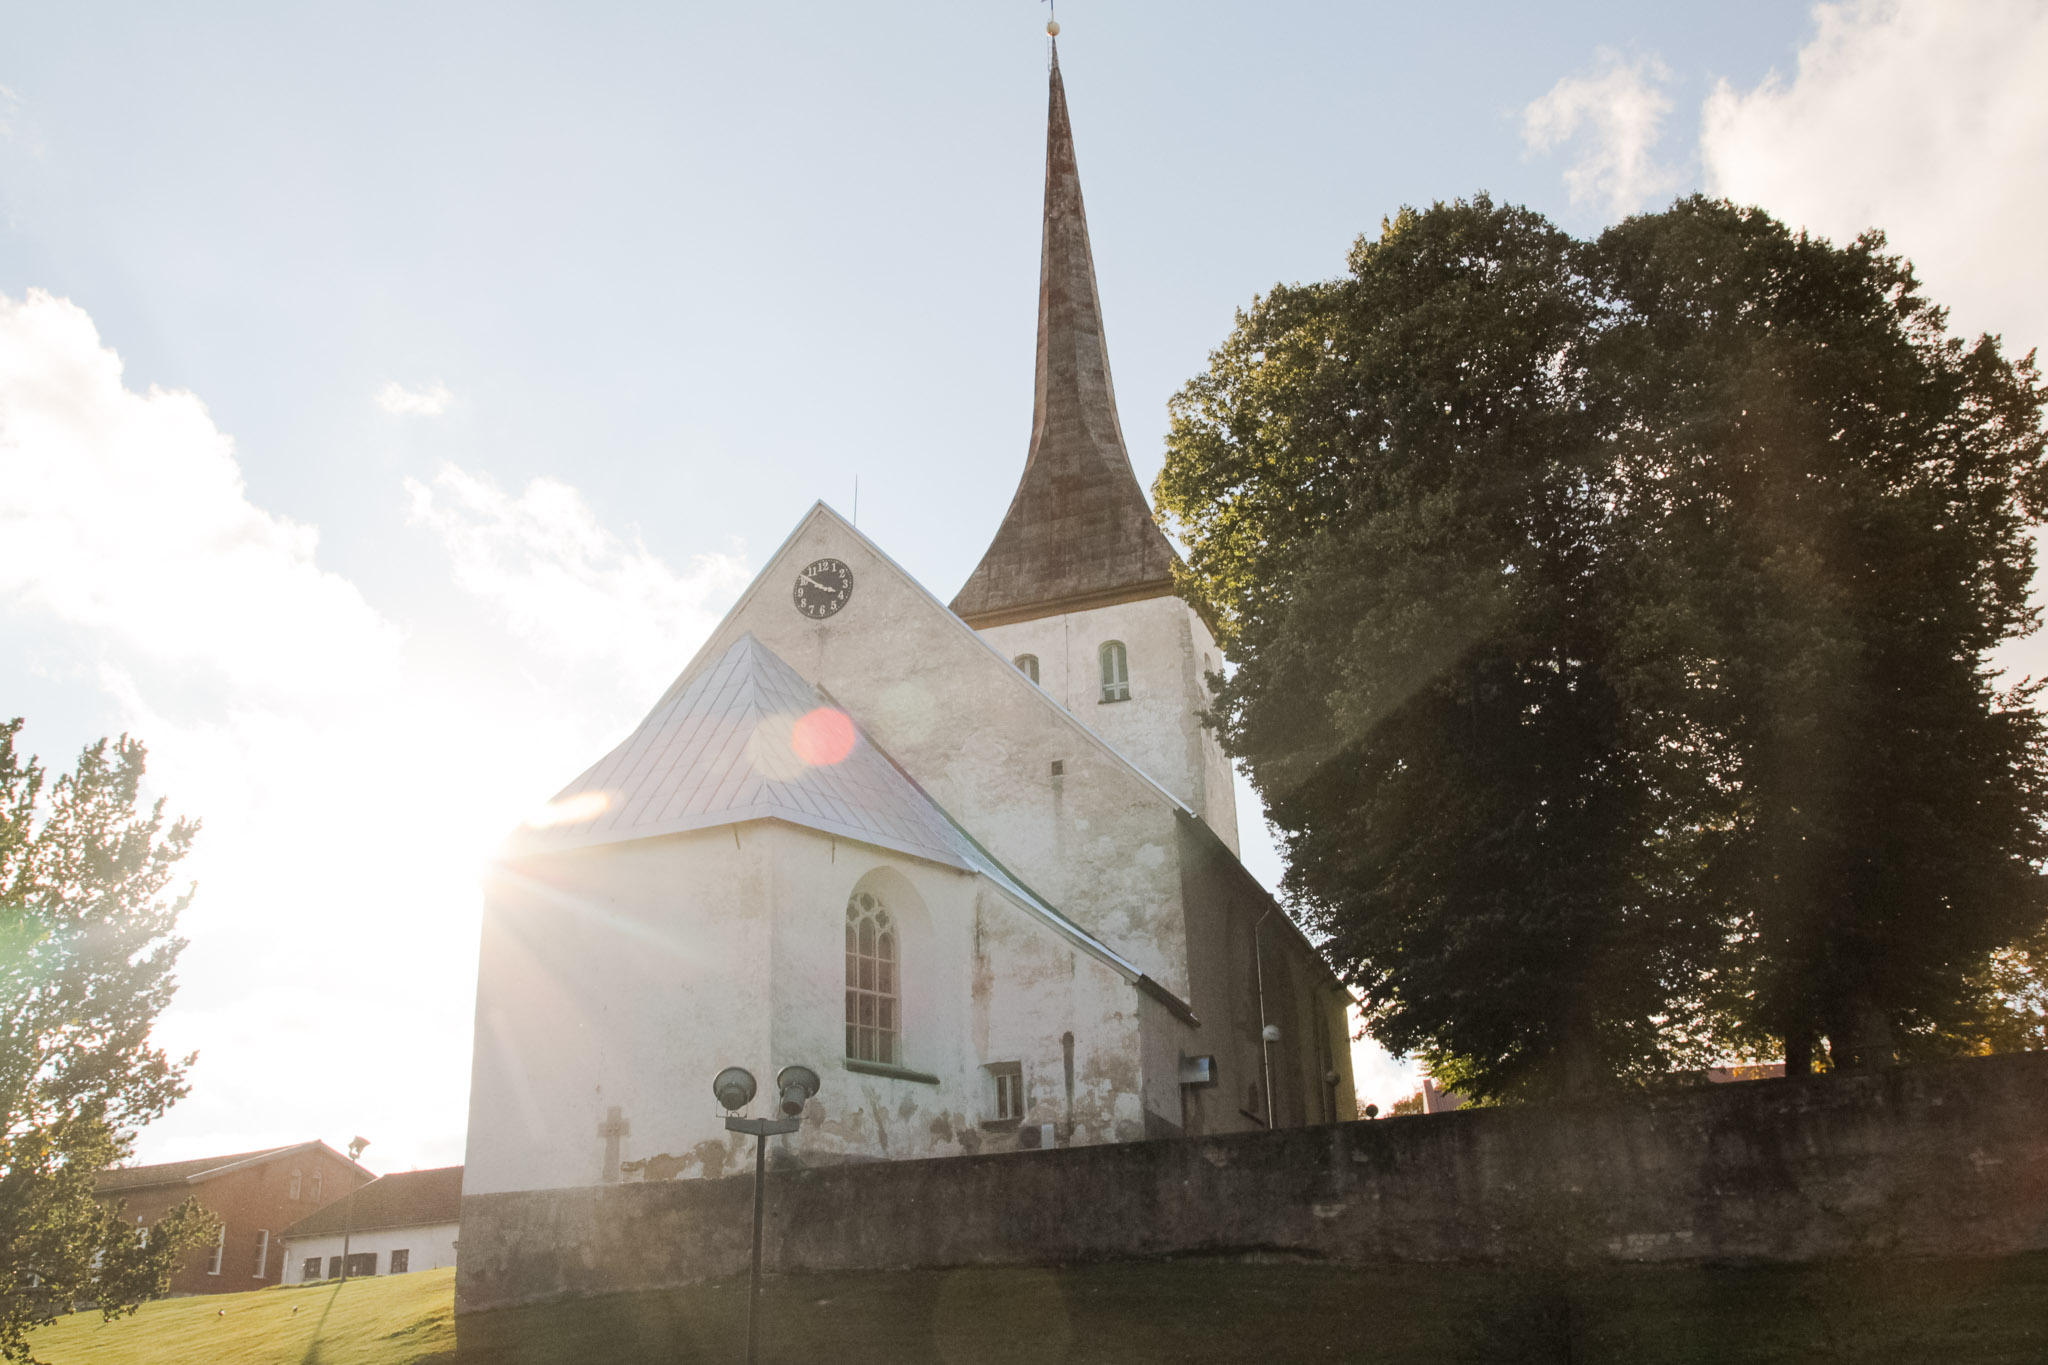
<box><xmin>0</xmin><ymin>720</ymin><xmax>213</xmax><ymax>1361</ymax></box>
<box><xmin>1157</xmin><ymin>195</ymin><xmax>2048</xmax><ymax>1100</ymax></box>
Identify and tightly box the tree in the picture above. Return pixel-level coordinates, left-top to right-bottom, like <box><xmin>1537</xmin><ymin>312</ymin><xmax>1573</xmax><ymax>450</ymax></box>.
<box><xmin>0</xmin><ymin>720</ymin><xmax>214</xmax><ymax>1361</ymax></box>
<box><xmin>1591</xmin><ymin>200</ymin><xmax>2048</xmax><ymax>1072</ymax></box>
<box><xmin>1157</xmin><ymin>196</ymin><xmax>2048</xmax><ymax>1099</ymax></box>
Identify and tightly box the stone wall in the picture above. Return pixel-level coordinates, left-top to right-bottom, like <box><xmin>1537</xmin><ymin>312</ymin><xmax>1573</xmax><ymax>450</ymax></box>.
<box><xmin>455</xmin><ymin>1052</ymin><xmax>2048</xmax><ymax>1313</ymax></box>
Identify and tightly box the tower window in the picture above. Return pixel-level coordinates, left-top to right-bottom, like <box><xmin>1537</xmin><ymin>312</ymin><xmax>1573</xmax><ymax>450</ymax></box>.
<box><xmin>1014</xmin><ymin>654</ymin><xmax>1040</xmax><ymax>683</ymax></box>
<box><xmin>1099</xmin><ymin>641</ymin><xmax>1129</xmax><ymax>703</ymax></box>
<box><xmin>845</xmin><ymin>891</ymin><xmax>899</xmax><ymax>1065</ymax></box>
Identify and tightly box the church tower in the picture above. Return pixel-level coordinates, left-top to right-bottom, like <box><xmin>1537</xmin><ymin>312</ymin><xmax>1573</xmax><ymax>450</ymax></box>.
<box><xmin>952</xmin><ymin>41</ymin><xmax>1239</xmax><ymax>854</ymax></box>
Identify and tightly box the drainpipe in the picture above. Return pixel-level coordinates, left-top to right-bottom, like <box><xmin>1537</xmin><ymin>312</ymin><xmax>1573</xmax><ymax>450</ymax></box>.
<box><xmin>1254</xmin><ymin>905</ymin><xmax>1275</xmax><ymax>1128</ymax></box>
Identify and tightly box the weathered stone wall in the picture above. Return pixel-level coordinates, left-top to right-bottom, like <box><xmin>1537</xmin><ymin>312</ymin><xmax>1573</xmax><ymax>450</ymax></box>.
<box><xmin>456</xmin><ymin>1052</ymin><xmax>2048</xmax><ymax>1313</ymax></box>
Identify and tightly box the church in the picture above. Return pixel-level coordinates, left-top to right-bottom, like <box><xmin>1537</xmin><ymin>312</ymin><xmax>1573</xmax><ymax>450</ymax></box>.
<box><xmin>460</xmin><ymin>41</ymin><xmax>1354</xmax><ymax>1214</ymax></box>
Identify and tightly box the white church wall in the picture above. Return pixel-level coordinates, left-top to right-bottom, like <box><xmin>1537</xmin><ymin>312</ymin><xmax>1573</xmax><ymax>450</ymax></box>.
<box><xmin>748</xmin><ymin>825</ymin><xmax>1147</xmax><ymax>1162</ymax></box>
<box><xmin>462</xmin><ymin>825</ymin><xmax>774</xmax><ymax>1197</ymax></box>
<box><xmin>467</xmin><ymin>817</ymin><xmax>1158</xmax><ymax>1199</ymax></box>
<box><xmin>978</xmin><ymin>596</ymin><xmax>1241</xmax><ymax>857</ymax></box>
<box><xmin>282</xmin><ymin>1223</ymin><xmax>459</xmax><ymax>1283</ymax></box>
<box><xmin>685</xmin><ymin>507</ymin><xmax>1198</xmax><ymax>999</ymax></box>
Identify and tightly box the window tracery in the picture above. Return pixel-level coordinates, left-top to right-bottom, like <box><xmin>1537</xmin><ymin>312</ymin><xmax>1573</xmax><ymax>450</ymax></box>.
<box><xmin>845</xmin><ymin>891</ymin><xmax>899</xmax><ymax>1064</ymax></box>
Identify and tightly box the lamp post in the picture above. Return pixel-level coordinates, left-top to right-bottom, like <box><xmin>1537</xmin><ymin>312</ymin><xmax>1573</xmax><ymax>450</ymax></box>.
<box><xmin>338</xmin><ymin>1135</ymin><xmax>370</xmax><ymax>1285</ymax></box>
<box><xmin>713</xmin><ymin>1064</ymin><xmax>819</xmax><ymax>1365</ymax></box>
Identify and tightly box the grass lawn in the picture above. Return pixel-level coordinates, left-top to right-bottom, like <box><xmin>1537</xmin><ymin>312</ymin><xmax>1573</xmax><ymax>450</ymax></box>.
<box><xmin>32</xmin><ymin>1253</ymin><xmax>2048</xmax><ymax>1364</ymax></box>
<box><xmin>30</xmin><ymin>1268</ymin><xmax>455</xmax><ymax>1365</ymax></box>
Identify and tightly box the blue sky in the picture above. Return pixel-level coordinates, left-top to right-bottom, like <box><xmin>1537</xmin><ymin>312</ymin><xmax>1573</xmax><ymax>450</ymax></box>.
<box><xmin>2</xmin><ymin>1</ymin><xmax>2043</xmax><ymax>1170</ymax></box>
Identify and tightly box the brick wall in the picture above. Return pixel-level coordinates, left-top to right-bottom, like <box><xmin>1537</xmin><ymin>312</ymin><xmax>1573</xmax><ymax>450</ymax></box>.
<box><xmin>102</xmin><ymin>1148</ymin><xmax>371</xmax><ymax>1295</ymax></box>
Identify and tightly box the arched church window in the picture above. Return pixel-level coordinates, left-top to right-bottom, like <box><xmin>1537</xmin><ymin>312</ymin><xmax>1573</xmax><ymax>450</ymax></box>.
<box><xmin>1099</xmin><ymin>641</ymin><xmax>1130</xmax><ymax>703</ymax></box>
<box><xmin>845</xmin><ymin>891</ymin><xmax>899</xmax><ymax>1064</ymax></box>
<box><xmin>1014</xmin><ymin>654</ymin><xmax>1040</xmax><ymax>684</ymax></box>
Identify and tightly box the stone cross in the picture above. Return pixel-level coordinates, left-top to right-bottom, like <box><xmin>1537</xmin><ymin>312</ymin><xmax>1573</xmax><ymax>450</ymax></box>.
<box><xmin>597</xmin><ymin>1106</ymin><xmax>630</xmax><ymax>1183</ymax></box>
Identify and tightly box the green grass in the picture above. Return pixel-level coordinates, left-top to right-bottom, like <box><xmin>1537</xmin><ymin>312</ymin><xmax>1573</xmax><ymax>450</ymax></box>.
<box><xmin>33</xmin><ymin>1253</ymin><xmax>2048</xmax><ymax>1364</ymax></box>
<box><xmin>30</xmin><ymin>1269</ymin><xmax>455</xmax><ymax>1365</ymax></box>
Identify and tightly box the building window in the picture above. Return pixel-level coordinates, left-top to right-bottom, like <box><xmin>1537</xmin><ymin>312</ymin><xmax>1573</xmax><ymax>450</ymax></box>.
<box><xmin>252</xmin><ymin>1229</ymin><xmax>269</xmax><ymax>1278</ymax></box>
<box><xmin>1014</xmin><ymin>654</ymin><xmax>1039</xmax><ymax>683</ymax></box>
<box><xmin>1099</xmin><ymin>641</ymin><xmax>1129</xmax><ymax>702</ymax></box>
<box><xmin>988</xmin><ymin>1062</ymin><xmax>1024</xmax><ymax>1121</ymax></box>
<box><xmin>346</xmin><ymin>1252</ymin><xmax>377</xmax><ymax>1277</ymax></box>
<box><xmin>845</xmin><ymin>890</ymin><xmax>898</xmax><ymax>1065</ymax></box>
<box><xmin>390</xmin><ymin>1249</ymin><xmax>410</xmax><ymax>1274</ymax></box>
<box><xmin>289</xmin><ymin>1168</ymin><xmax>302</xmax><ymax>1200</ymax></box>
<box><xmin>206</xmin><ymin>1224</ymin><xmax>225</xmax><ymax>1275</ymax></box>
<box><xmin>327</xmin><ymin>1255</ymin><xmax>343</xmax><ymax>1280</ymax></box>
<box><xmin>310</xmin><ymin>1172</ymin><xmax>322</xmax><ymax>1202</ymax></box>
<box><xmin>303</xmin><ymin>1257</ymin><xmax>322</xmax><ymax>1282</ymax></box>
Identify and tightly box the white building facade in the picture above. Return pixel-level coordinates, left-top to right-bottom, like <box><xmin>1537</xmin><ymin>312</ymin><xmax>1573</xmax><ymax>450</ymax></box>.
<box><xmin>282</xmin><ymin>1166</ymin><xmax>462</xmax><ymax>1282</ymax></box>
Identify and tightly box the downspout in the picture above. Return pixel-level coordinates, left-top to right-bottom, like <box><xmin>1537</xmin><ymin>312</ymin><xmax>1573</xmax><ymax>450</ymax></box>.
<box><xmin>1254</xmin><ymin>905</ymin><xmax>1275</xmax><ymax>1128</ymax></box>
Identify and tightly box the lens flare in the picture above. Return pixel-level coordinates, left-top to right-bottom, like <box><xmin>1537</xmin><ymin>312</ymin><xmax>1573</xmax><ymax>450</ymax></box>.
<box><xmin>524</xmin><ymin>790</ymin><xmax>610</xmax><ymax>829</ymax></box>
<box><xmin>791</xmin><ymin>707</ymin><xmax>857</xmax><ymax>766</ymax></box>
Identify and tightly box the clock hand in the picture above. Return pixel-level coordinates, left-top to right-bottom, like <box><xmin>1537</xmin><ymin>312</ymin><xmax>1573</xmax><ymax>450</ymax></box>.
<box><xmin>798</xmin><ymin>573</ymin><xmax>827</xmax><ymax>590</ymax></box>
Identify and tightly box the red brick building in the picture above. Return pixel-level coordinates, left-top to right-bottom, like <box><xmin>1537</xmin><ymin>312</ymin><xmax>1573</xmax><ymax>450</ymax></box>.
<box><xmin>95</xmin><ymin>1142</ymin><xmax>375</xmax><ymax>1296</ymax></box>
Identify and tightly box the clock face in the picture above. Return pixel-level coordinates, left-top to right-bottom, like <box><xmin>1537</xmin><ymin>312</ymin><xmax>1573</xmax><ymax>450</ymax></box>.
<box><xmin>792</xmin><ymin>557</ymin><xmax>854</xmax><ymax>619</ymax></box>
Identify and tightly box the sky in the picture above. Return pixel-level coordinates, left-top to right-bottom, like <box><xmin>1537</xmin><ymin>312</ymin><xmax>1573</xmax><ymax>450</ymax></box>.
<box><xmin>2</xmin><ymin>1</ymin><xmax>2044</xmax><ymax>1172</ymax></box>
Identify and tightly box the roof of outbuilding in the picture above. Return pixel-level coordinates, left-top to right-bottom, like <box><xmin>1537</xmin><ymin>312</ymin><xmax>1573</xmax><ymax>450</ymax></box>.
<box><xmin>95</xmin><ymin>1141</ymin><xmax>369</xmax><ymax>1195</ymax></box>
<box><xmin>282</xmin><ymin>1166</ymin><xmax>464</xmax><ymax>1240</ymax></box>
<box><xmin>949</xmin><ymin>40</ymin><xmax>1181</xmax><ymax>629</ymax></box>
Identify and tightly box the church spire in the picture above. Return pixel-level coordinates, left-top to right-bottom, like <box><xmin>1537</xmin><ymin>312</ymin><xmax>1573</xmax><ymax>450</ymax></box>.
<box><xmin>949</xmin><ymin>39</ymin><xmax>1180</xmax><ymax>629</ymax></box>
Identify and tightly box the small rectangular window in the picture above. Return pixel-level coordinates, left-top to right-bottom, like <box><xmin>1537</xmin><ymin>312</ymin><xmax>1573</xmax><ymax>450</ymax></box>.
<box><xmin>289</xmin><ymin>1169</ymin><xmax>302</xmax><ymax>1200</ymax></box>
<box><xmin>206</xmin><ymin>1225</ymin><xmax>225</xmax><ymax>1275</ymax></box>
<box><xmin>1013</xmin><ymin>654</ymin><xmax>1040</xmax><ymax>683</ymax></box>
<box><xmin>252</xmin><ymin>1229</ymin><xmax>269</xmax><ymax>1278</ymax></box>
<box><xmin>345</xmin><ymin>1252</ymin><xmax>377</xmax><ymax>1277</ymax></box>
<box><xmin>389</xmin><ymin>1249</ymin><xmax>410</xmax><ymax>1274</ymax></box>
<box><xmin>327</xmin><ymin>1255</ymin><xmax>343</xmax><ymax>1280</ymax></box>
<box><xmin>988</xmin><ymin>1061</ymin><xmax>1024</xmax><ymax>1121</ymax></box>
<box><xmin>311</xmin><ymin>1172</ymin><xmax>323</xmax><ymax>1201</ymax></box>
<box><xmin>303</xmin><ymin>1257</ymin><xmax>322</xmax><ymax>1282</ymax></box>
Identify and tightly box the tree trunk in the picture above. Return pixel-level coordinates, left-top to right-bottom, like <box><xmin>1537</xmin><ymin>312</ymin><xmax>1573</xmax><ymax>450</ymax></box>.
<box><xmin>1784</xmin><ymin>1030</ymin><xmax>1813</xmax><ymax>1076</ymax></box>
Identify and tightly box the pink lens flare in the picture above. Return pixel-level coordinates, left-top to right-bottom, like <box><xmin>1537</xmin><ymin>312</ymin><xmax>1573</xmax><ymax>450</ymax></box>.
<box><xmin>791</xmin><ymin>707</ymin><xmax>857</xmax><ymax>765</ymax></box>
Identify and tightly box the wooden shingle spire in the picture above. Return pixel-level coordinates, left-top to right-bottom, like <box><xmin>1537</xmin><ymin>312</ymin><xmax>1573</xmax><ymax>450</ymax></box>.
<box><xmin>950</xmin><ymin>40</ymin><xmax>1179</xmax><ymax>629</ymax></box>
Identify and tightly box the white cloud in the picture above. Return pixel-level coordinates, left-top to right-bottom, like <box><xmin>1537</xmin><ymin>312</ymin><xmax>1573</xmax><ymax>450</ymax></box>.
<box><xmin>1523</xmin><ymin>52</ymin><xmax>1679</xmax><ymax>218</ymax></box>
<box><xmin>0</xmin><ymin>84</ymin><xmax>39</xmax><ymax>156</ymax></box>
<box><xmin>0</xmin><ymin>288</ymin><xmax>750</xmax><ymax>1173</ymax></box>
<box><xmin>376</xmin><ymin>379</ymin><xmax>454</xmax><ymax>417</ymax></box>
<box><xmin>406</xmin><ymin>464</ymin><xmax>751</xmax><ymax>702</ymax></box>
<box><xmin>1701</xmin><ymin>0</ymin><xmax>2048</xmax><ymax>358</ymax></box>
<box><xmin>0</xmin><ymin>290</ymin><xmax>400</xmax><ymax>704</ymax></box>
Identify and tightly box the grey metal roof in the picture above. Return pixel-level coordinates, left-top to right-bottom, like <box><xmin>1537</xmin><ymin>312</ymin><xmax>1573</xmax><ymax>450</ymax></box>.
<box><xmin>949</xmin><ymin>40</ymin><xmax>1181</xmax><ymax>629</ymax></box>
<box><xmin>514</xmin><ymin>633</ymin><xmax>984</xmax><ymax>871</ymax></box>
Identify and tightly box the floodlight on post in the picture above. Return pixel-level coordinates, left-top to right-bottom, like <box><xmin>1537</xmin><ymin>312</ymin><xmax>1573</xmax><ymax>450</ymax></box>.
<box><xmin>775</xmin><ymin>1065</ymin><xmax>820</xmax><ymax>1117</ymax></box>
<box><xmin>716</xmin><ymin>1063</ymin><xmax>813</xmax><ymax>1365</ymax></box>
<box><xmin>338</xmin><ymin>1135</ymin><xmax>370</xmax><ymax>1285</ymax></box>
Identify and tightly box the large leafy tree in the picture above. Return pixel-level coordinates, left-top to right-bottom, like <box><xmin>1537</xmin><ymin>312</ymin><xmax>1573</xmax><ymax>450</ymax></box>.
<box><xmin>0</xmin><ymin>720</ymin><xmax>214</xmax><ymax>1361</ymax></box>
<box><xmin>1158</xmin><ymin>196</ymin><xmax>2048</xmax><ymax>1099</ymax></box>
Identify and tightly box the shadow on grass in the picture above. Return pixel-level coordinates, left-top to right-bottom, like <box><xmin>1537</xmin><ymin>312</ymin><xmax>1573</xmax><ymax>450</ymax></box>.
<box><xmin>452</xmin><ymin>1253</ymin><xmax>2048</xmax><ymax>1365</ymax></box>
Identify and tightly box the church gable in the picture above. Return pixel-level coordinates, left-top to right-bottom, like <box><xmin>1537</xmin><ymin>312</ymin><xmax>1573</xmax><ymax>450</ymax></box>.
<box><xmin>676</xmin><ymin>501</ymin><xmax>1200</xmax><ymax>994</ymax></box>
